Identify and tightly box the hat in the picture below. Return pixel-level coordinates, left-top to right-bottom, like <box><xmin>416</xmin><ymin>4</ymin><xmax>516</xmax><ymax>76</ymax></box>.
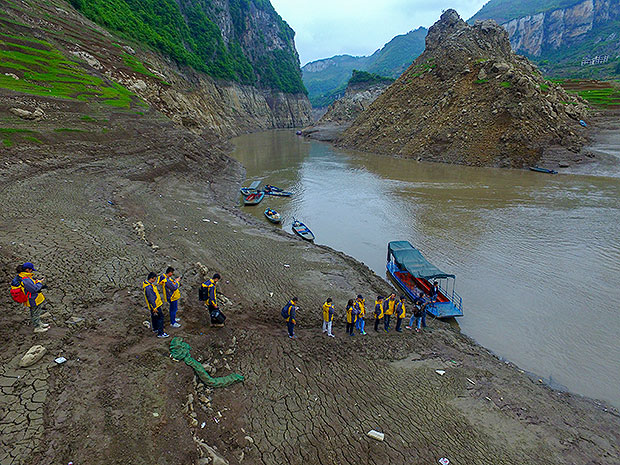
<box><xmin>22</xmin><ymin>262</ymin><xmax>36</xmax><ymax>271</ymax></box>
<box><xmin>357</xmin><ymin>294</ymin><xmax>363</xmax><ymax>299</ymax></box>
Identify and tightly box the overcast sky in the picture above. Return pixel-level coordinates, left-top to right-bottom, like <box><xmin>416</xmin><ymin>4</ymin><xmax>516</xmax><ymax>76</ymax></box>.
<box><xmin>270</xmin><ymin>0</ymin><xmax>489</xmax><ymax>65</ymax></box>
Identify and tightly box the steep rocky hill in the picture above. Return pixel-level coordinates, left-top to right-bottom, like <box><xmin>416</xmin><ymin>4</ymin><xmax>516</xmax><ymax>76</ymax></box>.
<box><xmin>338</xmin><ymin>10</ymin><xmax>590</xmax><ymax>168</ymax></box>
<box><xmin>470</xmin><ymin>0</ymin><xmax>620</xmax><ymax>79</ymax></box>
<box><xmin>302</xmin><ymin>27</ymin><xmax>426</xmax><ymax>107</ymax></box>
<box><xmin>0</xmin><ymin>0</ymin><xmax>311</xmax><ymax>137</ymax></box>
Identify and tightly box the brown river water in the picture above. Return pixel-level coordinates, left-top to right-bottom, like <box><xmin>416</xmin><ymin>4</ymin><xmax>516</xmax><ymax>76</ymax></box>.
<box><xmin>230</xmin><ymin>130</ymin><xmax>620</xmax><ymax>408</ymax></box>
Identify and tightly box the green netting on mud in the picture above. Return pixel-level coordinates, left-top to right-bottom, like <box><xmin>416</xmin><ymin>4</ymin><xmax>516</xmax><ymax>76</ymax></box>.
<box><xmin>170</xmin><ymin>337</ymin><xmax>244</xmax><ymax>388</ymax></box>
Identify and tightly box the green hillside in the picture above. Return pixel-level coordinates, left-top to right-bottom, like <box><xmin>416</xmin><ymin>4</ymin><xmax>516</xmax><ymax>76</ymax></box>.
<box><xmin>303</xmin><ymin>27</ymin><xmax>426</xmax><ymax>107</ymax></box>
<box><xmin>469</xmin><ymin>0</ymin><xmax>582</xmax><ymax>24</ymax></box>
<box><xmin>68</xmin><ymin>0</ymin><xmax>306</xmax><ymax>93</ymax></box>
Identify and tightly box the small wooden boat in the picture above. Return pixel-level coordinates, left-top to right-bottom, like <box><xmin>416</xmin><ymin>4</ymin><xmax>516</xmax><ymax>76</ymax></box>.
<box><xmin>292</xmin><ymin>219</ymin><xmax>314</xmax><ymax>241</ymax></box>
<box><xmin>264</xmin><ymin>208</ymin><xmax>282</xmax><ymax>224</ymax></box>
<box><xmin>529</xmin><ymin>166</ymin><xmax>558</xmax><ymax>174</ymax></box>
<box><xmin>263</xmin><ymin>185</ymin><xmax>293</xmax><ymax>197</ymax></box>
<box><xmin>387</xmin><ymin>241</ymin><xmax>463</xmax><ymax>319</ymax></box>
<box><xmin>243</xmin><ymin>192</ymin><xmax>265</xmax><ymax>205</ymax></box>
<box><xmin>240</xmin><ymin>180</ymin><xmax>262</xmax><ymax>196</ymax></box>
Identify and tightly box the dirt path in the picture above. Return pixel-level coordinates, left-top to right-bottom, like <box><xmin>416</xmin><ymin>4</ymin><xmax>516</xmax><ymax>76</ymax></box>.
<box><xmin>1</xmin><ymin>92</ymin><xmax>619</xmax><ymax>465</ymax></box>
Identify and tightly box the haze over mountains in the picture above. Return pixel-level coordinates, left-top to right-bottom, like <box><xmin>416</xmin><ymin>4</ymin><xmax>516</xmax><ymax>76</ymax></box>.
<box><xmin>304</xmin><ymin>0</ymin><xmax>620</xmax><ymax>107</ymax></box>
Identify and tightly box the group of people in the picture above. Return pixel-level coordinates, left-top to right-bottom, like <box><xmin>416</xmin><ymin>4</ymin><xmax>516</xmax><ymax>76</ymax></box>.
<box><xmin>282</xmin><ymin>290</ymin><xmax>433</xmax><ymax>339</ymax></box>
<box><xmin>142</xmin><ymin>269</ymin><xmax>223</xmax><ymax>338</ymax></box>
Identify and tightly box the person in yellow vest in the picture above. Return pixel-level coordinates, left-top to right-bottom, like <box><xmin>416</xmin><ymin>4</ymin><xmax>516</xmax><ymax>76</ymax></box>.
<box><xmin>159</xmin><ymin>266</ymin><xmax>181</xmax><ymax>328</ymax></box>
<box><xmin>322</xmin><ymin>298</ymin><xmax>335</xmax><ymax>337</ymax></box>
<box><xmin>202</xmin><ymin>273</ymin><xmax>224</xmax><ymax>327</ymax></box>
<box><xmin>373</xmin><ymin>296</ymin><xmax>384</xmax><ymax>332</ymax></box>
<box><xmin>354</xmin><ymin>294</ymin><xmax>367</xmax><ymax>335</ymax></box>
<box><xmin>19</xmin><ymin>262</ymin><xmax>49</xmax><ymax>333</ymax></box>
<box><xmin>143</xmin><ymin>272</ymin><xmax>168</xmax><ymax>338</ymax></box>
<box><xmin>282</xmin><ymin>297</ymin><xmax>299</xmax><ymax>338</ymax></box>
<box><xmin>383</xmin><ymin>293</ymin><xmax>396</xmax><ymax>332</ymax></box>
<box><xmin>395</xmin><ymin>295</ymin><xmax>406</xmax><ymax>332</ymax></box>
<box><xmin>345</xmin><ymin>299</ymin><xmax>357</xmax><ymax>336</ymax></box>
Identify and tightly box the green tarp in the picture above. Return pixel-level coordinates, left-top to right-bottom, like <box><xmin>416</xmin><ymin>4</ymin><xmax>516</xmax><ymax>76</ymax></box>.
<box><xmin>170</xmin><ymin>337</ymin><xmax>244</xmax><ymax>388</ymax></box>
<box><xmin>388</xmin><ymin>241</ymin><xmax>455</xmax><ymax>280</ymax></box>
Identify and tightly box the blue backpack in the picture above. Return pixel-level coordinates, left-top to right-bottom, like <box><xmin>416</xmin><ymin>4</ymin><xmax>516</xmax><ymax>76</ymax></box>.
<box><xmin>281</xmin><ymin>304</ymin><xmax>289</xmax><ymax>319</ymax></box>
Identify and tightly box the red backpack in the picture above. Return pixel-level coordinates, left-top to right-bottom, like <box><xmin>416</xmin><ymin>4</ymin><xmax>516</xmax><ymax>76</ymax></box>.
<box><xmin>10</xmin><ymin>280</ymin><xmax>27</xmax><ymax>304</ymax></box>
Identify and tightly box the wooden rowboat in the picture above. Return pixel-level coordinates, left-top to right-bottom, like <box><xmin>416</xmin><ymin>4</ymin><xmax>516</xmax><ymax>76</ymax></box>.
<box><xmin>243</xmin><ymin>192</ymin><xmax>265</xmax><ymax>205</ymax></box>
<box><xmin>264</xmin><ymin>208</ymin><xmax>282</xmax><ymax>224</ymax></box>
<box><xmin>292</xmin><ymin>219</ymin><xmax>314</xmax><ymax>241</ymax></box>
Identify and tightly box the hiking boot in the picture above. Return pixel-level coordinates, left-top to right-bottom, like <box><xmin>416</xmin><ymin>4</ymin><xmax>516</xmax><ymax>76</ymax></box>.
<box><xmin>171</xmin><ymin>323</ymin><xmax>181</xmax><ymax>328</ymax></box>
<box><xmin>405</xmin><ymin>326</ymin><xmax>412</xmax><ymax>330</ymax></box>
<box><xmin>40</xmin><ymin>323</ymin><xmax>50</xmax><ymax>328</ymax></box>
<box><xmin>328</xmin><ymin>334</ymin><xmax>335</xmax><ymax>337</ymax></box>
<box><xmin>34</xmin><ymin>326</ymin><xmax>49</xmax><ymax>333</ymax></box>
<box><xmin>212</xmin><ymin>323</ymin><xmax>225</xmax><ymax>328</ymax></box>
<box><xmin>157</xmin><ymin>333</ymin><xmax>170</xmax><ymax>338</ymax></box>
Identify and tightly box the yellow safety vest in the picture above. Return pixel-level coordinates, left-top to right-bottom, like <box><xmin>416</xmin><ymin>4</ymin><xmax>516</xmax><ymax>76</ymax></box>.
<box><xmin>143</xmin><ymin>280</ymin><xmax>162</xmax><ymax>312</ymax></box>
<box><xmin>19</xmin><ymin>272</ymin><xmax>45</xmax><ymax>307</ymax></box>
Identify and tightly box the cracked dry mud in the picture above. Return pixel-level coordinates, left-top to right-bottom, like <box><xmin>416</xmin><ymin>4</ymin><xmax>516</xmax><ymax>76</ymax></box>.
<box><xmin>1</xmin><ymin>93</ymin><xmax>619</xmax><ymax>465</ymax></box>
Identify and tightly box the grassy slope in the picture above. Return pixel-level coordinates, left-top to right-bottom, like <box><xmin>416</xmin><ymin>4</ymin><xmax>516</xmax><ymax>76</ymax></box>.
<box><xmin>67</xmin><ymin>0</ymin><xmax>306</xmax><ymax>94</ymax></box>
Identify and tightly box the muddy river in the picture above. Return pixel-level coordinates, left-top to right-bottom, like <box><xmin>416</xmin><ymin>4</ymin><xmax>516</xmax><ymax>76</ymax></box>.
<box><xmin>230</xmin><ymin>130</ymin><xmax>620</xmax><ymax>408</ymax></box>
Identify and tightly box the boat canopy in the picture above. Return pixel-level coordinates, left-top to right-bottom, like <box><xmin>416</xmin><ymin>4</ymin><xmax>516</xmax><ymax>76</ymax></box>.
<box><xmin>387</xmin><ymin>241</ymin><xmax>455</xmax><ymax>280</ymax></box>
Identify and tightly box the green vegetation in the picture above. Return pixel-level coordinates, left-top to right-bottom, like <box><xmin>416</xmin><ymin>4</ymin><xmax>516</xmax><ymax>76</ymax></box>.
<box><xmin>121</xmin><ymin>52</ymin><xmax>164</xmax><ymax>81</ymax></box>
<box><xmin>54</xmin><ymin>128</ymin><xmax>87</xmax><ymax>133</ymax></box>
<box><xmin>474</xmin><ymin>79</ymin><xmax>489</xmax><ymax>84</ymax></box>
<box><xmin>408</xmin><ymin>59</ymin><xmax>436</xmax><ymax>80</ymax></box>
<box><xmin>80</xmin><ymin>115</ymin><xmax>96</xmax><ymax>122</ymax></box>
<box><xmin>67</xmin><ymin>0</ymin><xmax>305</xmax><ymax>93</ymax></box>
<box><xmin>303</xmin><ymin>27</ymin><xmax>427</xmax><ymax>107</ymax></box>
<box><xmin>348</xmin><ymin>70</ymin><xmax>394</xmax><ymax>86</ymax></box>
<box><xmin>1</xmin><ymin>127</ymin><xmax>37</xmax><ymax>147</ymax></box>
<box><xmin>0</xmin><ymin>32</ymin><xmax>136</xmax><ymax>107</ymax></box>
<box><xmin>500</xmin><ymin>81</ymin><xmax>512</xmax><ymax>88</ymax></box>
<box><xmin>555</xmin><ymin>79</ymin><xmax>620</xmax><ymax>107</ymax></box>
<box><xmin>540</xmin><ymin>83</ymin><xmax>550</xmax><ymax>91</ymax></box>
<box><xmin>469</xmin><ymin>0</ymin><xmax>582</xmax><ymax>24</ymax></box>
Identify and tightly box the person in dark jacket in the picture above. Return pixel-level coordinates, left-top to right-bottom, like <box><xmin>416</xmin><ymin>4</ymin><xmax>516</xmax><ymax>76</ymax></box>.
<box><xmin>345</xmin><ymin>299</ymin><xmax>357</xmax><ymax>336</ymax></box>
<box><xmin>353</xmin><ymin>295</ymin><xmax>367</xmax><ymax>335</ymax></box>
<box><xmin>374</xmin><ymin>296</ymin><xmax>384</xmax><ymax>332</ymax></box>
<box><xmin>202</xmin><ymin>273</ymin><xmax>223</xmax><ymax>327</ymax></box>
<box><xmin>143</xmin><ymin>272</ymin><xmax>168</xmax><ymax>338</ymax></box>
<box><xmin>283</xmin><ymin>298</ymin><xmax>299</xmax><ymax>338</ymax></box>
<box><xmin>19</xmin><ymin>262</ymin><xmax>49</xmax><ymax>333</ymax></box>
<box><xmin>159</xmin><ymin>266</ymin><xmax>181</xmax><ymax>328</ymax></box>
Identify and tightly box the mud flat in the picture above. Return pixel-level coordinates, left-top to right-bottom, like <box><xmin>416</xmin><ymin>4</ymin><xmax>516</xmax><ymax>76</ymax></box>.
<box><xmin>1</xmin><ymin>92</ymin><xmax>619</xmax><ymax>465</ymax></box>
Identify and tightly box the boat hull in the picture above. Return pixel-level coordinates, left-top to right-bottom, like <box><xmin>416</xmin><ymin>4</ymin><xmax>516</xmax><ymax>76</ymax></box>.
<box><xmin>529</xmin><ymin>166</ymin><xmax>558</xmax><ymax>174</ymax></box>
<box><xmin>387</xmin><ymin>262</ymin><xmax>462</xmax><ymax>318</ymax></box>
<box><xmin>292</xmin><ymin>221</ymin><xmax>314</xmax><ymax>241</ymax></box>
<box><xmin>264</xmin><ymin>209</ymin><xmax>282</xmax><ymax>224</ymax></box>
<box><xmin>243</xmin><ymin>192</ymin><xmax>265</xmax><ymax>205</ymax></box>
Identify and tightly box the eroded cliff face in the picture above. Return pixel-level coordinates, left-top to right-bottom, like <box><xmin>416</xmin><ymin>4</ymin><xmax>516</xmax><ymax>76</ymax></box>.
<box><xmin>503</xmin><ymin>0</ymin><xmax>620</xmax><ymax>56</ymax></box>
<box><xmin>0</xmin><ymin>0</ymin><xmax>311</xmax><ymax>138</ymax></box>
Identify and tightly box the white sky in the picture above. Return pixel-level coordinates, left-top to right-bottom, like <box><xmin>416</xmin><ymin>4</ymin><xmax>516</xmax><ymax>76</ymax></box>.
<box><xmin>270</xmin><ymin>0</ymin><xmax>489</xmax><ymax>65</ymax></box>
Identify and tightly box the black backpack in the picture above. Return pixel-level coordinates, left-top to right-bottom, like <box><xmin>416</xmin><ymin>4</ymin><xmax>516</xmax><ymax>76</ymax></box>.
<box><xmin>198</xmin><ymin>285</ymin><xmax>209</xmax><ymax>301</ymax></box>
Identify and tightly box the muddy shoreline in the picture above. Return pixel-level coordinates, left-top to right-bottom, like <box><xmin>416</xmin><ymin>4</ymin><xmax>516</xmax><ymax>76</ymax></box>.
<box><xmin>1</xmin><ymin>92</ymin><xmax>619</xmax><ymax>464</ymax></box>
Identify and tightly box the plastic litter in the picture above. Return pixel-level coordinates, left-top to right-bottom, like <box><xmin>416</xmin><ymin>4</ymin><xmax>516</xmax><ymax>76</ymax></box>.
<box><xmin>467</xmin><ymin>378</ymin><xmax>476</xmax><ymax>385</ymax></box>
<box><xmin>439</xmin><ymin>458</ymin><xmax>450</xmax><ymax>465</ymax></box>
<box><xmin>367</xmin><ymin>430</ymin><xmax>385</xmax><ymax>441</ymax></box>
<box><xmin>435</xmin><ymin>370</ymin><xmax>446</xmax><ymax>376</ymax></box>
<box><xmin>54</xmin><ymin>357</ymin><xmax>67</xmax><ymax>364</ymax></box>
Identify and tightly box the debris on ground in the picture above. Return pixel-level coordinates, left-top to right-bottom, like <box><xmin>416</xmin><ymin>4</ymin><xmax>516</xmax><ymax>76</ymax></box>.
<box><xmin>20</xmin><ymin>345</ymin><xmax>47</xmax><ymax>367</ymax></box>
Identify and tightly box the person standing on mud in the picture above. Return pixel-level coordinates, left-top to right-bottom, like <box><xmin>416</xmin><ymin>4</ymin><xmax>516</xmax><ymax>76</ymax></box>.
<box><xmin>282</xmin><ymin>298</ymin><xmax>299</xmax><ymax>338</ymax></box>
<box><xmin>345</xmin><ymin>299</ymin><xmax>357</xmax><ymax>336</ymax></box>
<box><xmin>159</xmin><ymin>267</ymin><xmax>181</xmax><ymax>328</ymax></box>
<box><xmin>395</xmin><ymin>295</ymin><xmax>406</xmax><ymax>332</ymax></box>
<box><xmin>143</xmin><ymin>272</ymin><xmax>169</xmax><ymax>338</ymax></box>
<box><xmin>407</xmin><ymin>298</ymin><xmax>428</xmax><ymax>332</ymax></box>
<box><xmin>202</xmin><ymin>273</ymin><xmax>224</xmax><ymax>327</ymax></box>
<box><xmin>354</xmin><ymin>294</ymin><xmax>367</xmax><ymax>335</ymax></box>
<box><xmin>322</xmin><ymin>298</ymin><xmax>335</xmax><ymax>337</ymax></box>
<box><xmin>374</xmin><ymin>296</ymin><xmax>384</xmax><ymax>332</ymax></box>
<box><xmin>383</xmin><ymin>293</ymin><xmax>396</xmax><ymax>332</ymax></box>
<box><xmin>18</xmin><ymin>263</ymin><xmax>49</xmax><ymax>333</ymax></box>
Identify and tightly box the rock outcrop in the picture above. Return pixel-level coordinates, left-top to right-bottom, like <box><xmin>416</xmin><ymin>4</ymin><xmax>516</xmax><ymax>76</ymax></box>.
<box><xmin>338</xmin><ymin>10</ymin><xmax>589</xmax><ymax>168</ymax></box>
<box><xmin>502</xmin><ymin>0</ymin><xmax>620</xmax><ymax>57</ymax></box>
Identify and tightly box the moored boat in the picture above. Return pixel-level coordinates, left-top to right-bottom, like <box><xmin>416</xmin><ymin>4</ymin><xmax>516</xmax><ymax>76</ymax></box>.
<box><xmin>292</xmin><ymin>219</ymin><xmax>314</xmax><ymax>241</ymax></box>
<box><xmin>243</xmin><ymin>191</ymin><xmax>265</xmax><ymax>205</ymax></box>
<box><xmin>263</xmin><ymin>184</ymin><xmax>293</xmax><ymax>197</ymax></box>
<box><xmin>386</xmin><ymin>241</ymin><xmax>463</xmax><ymax>318</ymax></box>
<box><xmin>264</xmin><ymin>208</ymin><xmax>282</xmax><ymax>224</ymax></box>
<box><xmin>240</xmin><ymin>180</ymin><xmax>262</xmax><ymax>196</ymax></box>
<box><xmin>529</xmin><ymin>166</ymin><xmax>558</xmax><ymax>174</ymax></box>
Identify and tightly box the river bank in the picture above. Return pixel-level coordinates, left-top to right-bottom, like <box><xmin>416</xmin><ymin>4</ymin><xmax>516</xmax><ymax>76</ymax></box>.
<box><xmin>1</xmin><ymin>93</ymin><xmax>619</xmax><ymax>464</ymax></box>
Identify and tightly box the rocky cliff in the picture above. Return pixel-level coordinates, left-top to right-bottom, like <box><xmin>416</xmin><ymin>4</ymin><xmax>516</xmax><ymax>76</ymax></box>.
<box><xmin>338</xmin><ymin>10</ymin><xmax>589</xmax><ymax>168</ymax></box>
<box><xmin>0</xmin><ymin>0</ymin><xmax>311</xmax><ymax>137</ymax></box>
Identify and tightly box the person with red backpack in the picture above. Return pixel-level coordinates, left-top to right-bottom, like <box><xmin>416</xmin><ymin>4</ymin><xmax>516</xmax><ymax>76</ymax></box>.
<box><xmin>11</xmin><ymin>262</ymin><xmax>49</xmax><ymax>333</ymax></box>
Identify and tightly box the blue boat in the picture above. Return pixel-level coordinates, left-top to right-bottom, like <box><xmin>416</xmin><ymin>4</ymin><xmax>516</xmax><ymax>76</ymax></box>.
<box><xmin>529</xmin><ymin>166</ymin><xmax>558</xmax><ymax>174</ymax></box>
<box><xmin>386</xmin><ymin>241</ymin><xmax>463</xmax><ymax>318</ymax></box>
<box><xmin>263</xmin><ymin>185</ymin><xmax>293</xmax><ymax>197</ymax></box>
<box><xmin>240</xmin><ymin>180</ymin><xmax>262</xmax><ymax>196</ymax></box>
